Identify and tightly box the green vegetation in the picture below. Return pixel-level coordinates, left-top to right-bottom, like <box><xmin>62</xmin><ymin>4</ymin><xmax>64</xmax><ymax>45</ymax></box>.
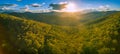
<box><xmin>0</xmin><ymin>11</ymin><xmax>120</xmax><ymax>54</ymax></box>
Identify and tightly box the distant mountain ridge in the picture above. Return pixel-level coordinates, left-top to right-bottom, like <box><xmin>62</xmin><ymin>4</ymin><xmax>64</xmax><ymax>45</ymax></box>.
<box><xmin>4</xmin><ymin>11</ymin><xmax>119</xmax><ymax>26</ymax></box>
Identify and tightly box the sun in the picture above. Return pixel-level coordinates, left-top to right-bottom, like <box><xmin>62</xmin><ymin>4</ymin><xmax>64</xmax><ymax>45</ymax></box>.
<box><xmin>64</xmin><ymin>3</ymin><xmax>78</xmax><ymax>12</ymax></box>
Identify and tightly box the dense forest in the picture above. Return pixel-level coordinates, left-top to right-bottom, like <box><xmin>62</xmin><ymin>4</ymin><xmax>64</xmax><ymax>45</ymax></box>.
<box><xmin>0</xmin><ymin>11</ymin><xmax>120</xmax><ymax>54</ymax></box>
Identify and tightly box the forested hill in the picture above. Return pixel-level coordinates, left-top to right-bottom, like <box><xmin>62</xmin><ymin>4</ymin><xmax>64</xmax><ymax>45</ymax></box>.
<box><xmin>6</xmin><ymin>11</ymin><xmax>119</xmax><ymax>26</ymax></box>
<box><xmin>0</xmin><ymin>11</ymin><xmax>120</xmax><ymax>54</ymax></box>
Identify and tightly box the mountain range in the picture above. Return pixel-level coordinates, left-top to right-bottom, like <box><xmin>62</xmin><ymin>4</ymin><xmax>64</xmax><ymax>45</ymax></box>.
<box><xmin>0</xmin><ymin>11</ymin><xmax>120</xmax><ymax>54</ymax></box>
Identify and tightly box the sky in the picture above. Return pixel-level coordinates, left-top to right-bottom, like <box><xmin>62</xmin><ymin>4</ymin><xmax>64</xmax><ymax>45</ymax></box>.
<box><xmin>0</xmin><ymin>0</ymin><xmax>120</xmax><ymax>12</ymax></box>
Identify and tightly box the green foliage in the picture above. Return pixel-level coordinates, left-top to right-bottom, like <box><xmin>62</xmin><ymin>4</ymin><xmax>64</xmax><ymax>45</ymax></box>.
<box><xmin>0</xmin><ymin>11</ymin><xmax>120</xmax><ymax>54</ymax></box>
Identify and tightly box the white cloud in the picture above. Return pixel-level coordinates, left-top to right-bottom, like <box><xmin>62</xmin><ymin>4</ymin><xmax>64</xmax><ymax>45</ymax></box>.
<box><xmin>98</xmin><ymin>5</ymin><xmax>111</xmax><ymax>11</ymax></box>
<box><xmin>30</xmin><ymin>3</ymin><xmax>41</xmax><ymax>7</ymax></box>
<box><xmin>0</xmin><ymin>4</ymin><xmax>18</xmax><ymax>12</ymax></box>
<box><xmin>0</xmin><ymin>4</ymin><xmax>18</xmax><ymax>7</ymax></box>
<box><xmin>1</xmin><ymin>6</ymin><xmax>12</xmax><ymax>10</ymax></box>
<box><xmin>30</xmin><ymin>3</ymin><xmax>46</xmax><ymax>7</ymax></box>
<box><xmin>0</xmin><ymin>6</ymin><xmax>16</xmax><ymax>13</ymax></box>
<box><xmin>20</xmin><ymin>5</ymin><xmax>30</xmax><ymax>11</ymax></box>
<box><xmin>59</xmin><ymin>1</ymin><xmax>68</xmax><ymax>4</ymax></box>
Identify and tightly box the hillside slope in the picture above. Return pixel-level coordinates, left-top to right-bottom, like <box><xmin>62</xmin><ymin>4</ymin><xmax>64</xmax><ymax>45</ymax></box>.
<box><xmin>0</xmin><ymin>24</ymin><xmax>18</xmax><ymax>54</ymax></box>
<box><xmin>0</xmin><ymin>24</ymin><xmax>8</xmax><ymax>54</ymax></box>
<box><xmin>7</xmin><ymin>11</ymin><xmax>118</xmax><ymax>26</ymax></box>
<box><xmin>0</xmin><ymin>11</ymin><xmax>120</xmax><ymax>54</ymax></box>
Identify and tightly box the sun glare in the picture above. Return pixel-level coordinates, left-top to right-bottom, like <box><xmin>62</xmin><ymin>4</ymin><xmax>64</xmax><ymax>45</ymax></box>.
<box><xmin>64</xmin><ymin>3</ymin><xmax>78</xmax><ymax>12</ymax></box>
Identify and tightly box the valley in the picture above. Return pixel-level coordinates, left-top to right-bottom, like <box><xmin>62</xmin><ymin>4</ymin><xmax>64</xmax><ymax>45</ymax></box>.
<box><xmin>0</xmin><ymin>11</ymin><xmax>120</xmax><ymax>54</ymax></box>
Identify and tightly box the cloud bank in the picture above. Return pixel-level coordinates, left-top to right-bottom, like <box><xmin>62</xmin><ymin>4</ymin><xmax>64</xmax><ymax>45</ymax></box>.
<box><xmin>0</xmin><ymin>4</ymin><xmax>18</xmax><ymax>7</ymax></box>
<box><xmin>98</xmin><ymin>5</ymin><xmax>110</xmax><ymax>11</ymax></box>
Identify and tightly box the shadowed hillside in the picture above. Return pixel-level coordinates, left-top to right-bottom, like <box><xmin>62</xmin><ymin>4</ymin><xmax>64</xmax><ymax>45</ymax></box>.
<box><xmin>0</xmin><ymin>24</ymin><xmax>18</xmax><ymax>54</ymax></box>
<box><xmin>0</xmin><ymin>24</ymin><xmax>8</xmax><ymax>54</ymax></box>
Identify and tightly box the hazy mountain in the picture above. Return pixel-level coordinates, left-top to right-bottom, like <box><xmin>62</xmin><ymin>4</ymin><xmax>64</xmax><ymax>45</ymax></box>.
<box><xmin>4</xmin><ymin>11</ymin><xmax>119</xmax><ymax>26</ymax></box>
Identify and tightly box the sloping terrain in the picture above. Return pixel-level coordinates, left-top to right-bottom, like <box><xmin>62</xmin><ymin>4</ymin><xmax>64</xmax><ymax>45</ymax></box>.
<box><xmin>0</xmin><ymin>11</ymin><xmax>120</xmax><ymax>54</ymax></box>
<box><xmin>0</xmin><ymin>24</ymin><xmax>8</xmax><ymax>54</ymax></box>
<box><xmin>7</xmin><ymin>11</ymin><xmax>118</xmax><ymax>26</ymax></box>
<box><xmin>0</xmin><ymin>24</ymin><xmax>18</xmax><ymax>54</ymax></box>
